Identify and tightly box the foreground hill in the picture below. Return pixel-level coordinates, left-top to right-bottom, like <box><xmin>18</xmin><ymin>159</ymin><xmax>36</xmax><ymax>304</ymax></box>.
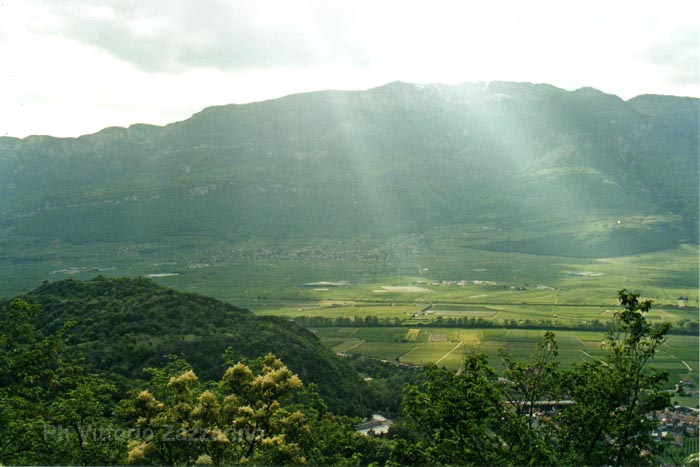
<box><xmin>7</xmin><ymin>276</ymin><xmax>368</xmax><ymax>415</ymax></box>
<box><xmin>0</xmin><ymin>81</ymin><xmax>697</xmax><ymax>259</ymax></box>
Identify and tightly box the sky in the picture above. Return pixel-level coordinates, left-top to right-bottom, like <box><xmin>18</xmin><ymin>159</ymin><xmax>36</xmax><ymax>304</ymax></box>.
<box><xmin>1</xmin><ymin>0</ymin><xmax>698</xmax><ymax>138</ymax></box>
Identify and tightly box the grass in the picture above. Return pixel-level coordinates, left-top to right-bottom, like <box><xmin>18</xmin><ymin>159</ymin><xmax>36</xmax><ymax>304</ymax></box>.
<box><xmin>405</xmin><ymin>329</ymin><xmax>420</xmax><ymax>342</ymax></box>
<box><xmin>403</xmin><ymin>343</ymin><xmax>456</xmax><ymax>364</ymax></box>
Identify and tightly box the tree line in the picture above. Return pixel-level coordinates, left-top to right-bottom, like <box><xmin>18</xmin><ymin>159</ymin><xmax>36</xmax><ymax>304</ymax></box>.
<box><xmin>291</xmin><ymin>313</ymin><xmax>699</xmax><ymax>335</ymax></box>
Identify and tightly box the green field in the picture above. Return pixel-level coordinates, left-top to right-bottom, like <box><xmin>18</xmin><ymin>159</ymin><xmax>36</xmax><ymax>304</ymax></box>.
<box><xmin>313</xmin><ymin>326</ymin><xmax>698</xmax><ymax>393</ymax></box>
<box><xmin>2</xmin><ymin>234</ymin><xmax>698</xmax><ymax>306</ymax></box>
<box><xmin>2</xmin><ymin>234</ymin><xmax>697</xmax><ymax>401</ymax></box>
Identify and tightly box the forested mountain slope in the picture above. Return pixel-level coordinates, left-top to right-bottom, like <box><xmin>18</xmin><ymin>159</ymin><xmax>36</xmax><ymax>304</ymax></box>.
<box><xmin>7</xmin><ymin>276</ymin><xmax>369</xmax><ymax>415</ymax></box>
<box><xmin>1</xmin><ymin>82</ymin><xmax>697</xmax><ymax>258</ymax></box>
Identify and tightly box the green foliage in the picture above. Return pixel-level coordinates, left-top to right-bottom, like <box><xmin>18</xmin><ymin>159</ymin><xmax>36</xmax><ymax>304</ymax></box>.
<box><xmin>0</xmin><ymin>299</ymin><xmax>123</xmax><ymax>465</ymax></box>
<box><xmin>497</xmin><ymin>331</ymin><xmax>561</xmax><ymax>464</ymax></box>
<box><xmin>44</xmin><ymin>373</ymin><xmax>125</xmax><ymax>465</ymax></box>
<box><xmin>120</xmin><ymin>353</ymin><xmax>369</xmax><ymax>466</ymax></box>
<box><xmin>556</xmin><ymin>289</ymin><xmax>672</xmax><ymax>466</ymax></box>
<box><xmin>346</xmin><ymin>355</ymin><xmax>425</xmax><ymax>418</ymax></box>
<box><xmin>0</xmin><ymin>285</ymin><xmax>682</xmax><ymax>465</ymax></box>
<box><xmin>9</xmin><ymin>276</ymin><xmax>369</xmax><ymax>416</ymax></box>
<box><xmin>394</xmin><ymin>352</ymin><xmax>506</xmax><ymax>466</ymax></box>
<box><xmin>393</xmin><ymin>290</ymin><xmax>674</xmax><ymax>466</ymax></box>
<box><xmin>0</xmin><ymin>299</ymin><xmax>56</xmax><ymax>463</ymax></box>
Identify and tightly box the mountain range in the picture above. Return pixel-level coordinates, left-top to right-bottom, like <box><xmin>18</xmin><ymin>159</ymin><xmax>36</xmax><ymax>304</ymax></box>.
<box><xmin>0</xmin><ymin>81</ymin><xmax>697</xmax><ymax>261</ymax></box>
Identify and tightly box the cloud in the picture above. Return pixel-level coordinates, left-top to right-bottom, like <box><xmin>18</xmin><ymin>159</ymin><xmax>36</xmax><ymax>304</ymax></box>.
<box><xmin>37</xmin><ymin>0</ymin><xmax>371</xmax><ymax>73</ymax></box>
<box><xmin>2</xmin><ymin>0</ymin><xmax>697</xmax><ymax>137</ymax></box>
<box><xmin>644</xmin><ymin>26</ymin><xmax>699</xmax><ymax>86</ymax></box>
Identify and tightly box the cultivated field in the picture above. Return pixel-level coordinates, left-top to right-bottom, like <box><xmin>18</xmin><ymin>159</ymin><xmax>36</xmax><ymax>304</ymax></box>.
<box><xmin>2</xmin><ymin>234</ymin><xmax>697</xmax><ymax>405</ymax></box>
<box><xmin>315</xmin><ymin>326</ymin><xmax>699</xmax><ymax>399</ymax></box>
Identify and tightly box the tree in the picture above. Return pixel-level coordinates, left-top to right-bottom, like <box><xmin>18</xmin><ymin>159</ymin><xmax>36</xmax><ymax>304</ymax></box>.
<box><xmin>0</xmin><ymin>299</ymin><xmax>57</xmax><ymax>463</ymax></box>
<box><xmin>391</xmin><ymin>290</ymin><xmax>672</xmax><ymax>466</ymax></box>
<box><xmin>0</xmin><ymin>299</ymin><xmax>121</xmax><ymax>465</ymax></box>
<box><xmin>498</xmin><ymin>331</ymin><xmax>561</xmax><ymax>465</ymax></box>
<box><xmin>392</xmin><ymin>352</ymin><xmax>506</xmax><ymax>466</ymax></box>
<box><xmin>45</xmin><ymin>372</ymin><xmax>124</xmax><ymax>465</ymax></box>
<box><xmin>217</xmin><ymin>353</ymin><xmax>309</xmax><ymax>465</ymax></box>
<box><xmin>122</xmin><ymin>354</ymin><xmax>327</xmax><ymax>465</ymax></box>
<box><xmin>556</xmin><ymin>289</ymin><xmax>671</xmax><ymax>466</ymax></box>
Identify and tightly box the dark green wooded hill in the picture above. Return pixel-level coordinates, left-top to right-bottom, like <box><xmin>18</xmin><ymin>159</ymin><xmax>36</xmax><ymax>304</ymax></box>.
<box><xmin>0</xmin><ymin>82</ymin><xmax>697</xmax><ymax>258</ymax></box>
<box><xmin>7</xmin><ymin>276</ymin><xmax>368</xmax><ymax>415</ymax></box>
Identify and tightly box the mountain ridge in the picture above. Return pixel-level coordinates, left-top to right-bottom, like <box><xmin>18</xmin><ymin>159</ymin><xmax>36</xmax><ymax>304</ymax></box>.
<box><xmin>1</xmin><ymin>81</ymin><xmax>695</xmax><ymax>141</ymax></box>
<box><xmin>0</xmin><ymin>80</ymin><xmax>697</xmax><ymax>264</ymax></box>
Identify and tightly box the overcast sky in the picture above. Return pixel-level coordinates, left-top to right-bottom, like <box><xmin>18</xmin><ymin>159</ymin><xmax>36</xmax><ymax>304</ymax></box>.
<box><xmin>1</xmin><ymin>0</ymin><xmax>698</xmax><ymax>138</ymax></box>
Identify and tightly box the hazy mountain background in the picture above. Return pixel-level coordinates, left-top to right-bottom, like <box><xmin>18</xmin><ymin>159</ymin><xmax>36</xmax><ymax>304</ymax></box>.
<box><xmin>0</xmin><ymin>81</ymin><xmax>697</xmax><ymax>295</ymax></box>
